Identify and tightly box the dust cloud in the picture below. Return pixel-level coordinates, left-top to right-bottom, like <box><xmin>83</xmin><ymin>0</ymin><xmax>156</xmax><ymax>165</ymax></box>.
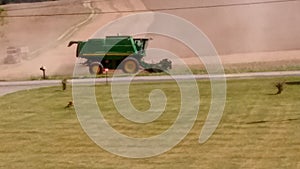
<box><xmin>0</xmin><ymin>0</ymin><xmax>299</xmax><ymax>80</ymax></box>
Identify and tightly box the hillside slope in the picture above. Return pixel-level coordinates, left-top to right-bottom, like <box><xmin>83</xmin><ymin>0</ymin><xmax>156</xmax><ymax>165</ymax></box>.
<box><xmin>0</xmin><ymin>0</ymin><xmax>299</xmax><ymax>80</ymax></box>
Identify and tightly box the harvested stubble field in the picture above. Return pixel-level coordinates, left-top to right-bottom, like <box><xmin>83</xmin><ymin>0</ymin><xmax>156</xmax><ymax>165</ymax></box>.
<box><xmin>0</xmin><ymin>77</ymin><xmax>299</xmax><ymax>169</ymax></box>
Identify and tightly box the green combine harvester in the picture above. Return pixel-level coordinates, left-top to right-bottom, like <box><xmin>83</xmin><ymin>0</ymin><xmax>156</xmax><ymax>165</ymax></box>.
<box><xmin>68</xmin><ymin>35</ymin><xmax>172</xmax><ymax>74</ymax></box>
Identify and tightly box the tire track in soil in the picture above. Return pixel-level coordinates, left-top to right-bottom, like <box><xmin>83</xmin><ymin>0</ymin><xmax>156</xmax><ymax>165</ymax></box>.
<box><xmin>28</xmin><ymin>0</ymin><xmax>97</xmax><ymax>58</ymax></box>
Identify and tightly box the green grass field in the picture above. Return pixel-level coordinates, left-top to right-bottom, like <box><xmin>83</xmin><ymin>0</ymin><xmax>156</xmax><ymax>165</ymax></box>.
<box><xmin>0</xmin><ymin>77</ymin><xmax>300</xmax><ymax>169</ymax></box>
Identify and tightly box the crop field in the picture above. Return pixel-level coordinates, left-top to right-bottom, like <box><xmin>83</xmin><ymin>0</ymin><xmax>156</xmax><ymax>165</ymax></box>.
<box><xmin>0</xmin><ymin>77</ymin><xmax>299</xmax><ymax>169</ymax></box>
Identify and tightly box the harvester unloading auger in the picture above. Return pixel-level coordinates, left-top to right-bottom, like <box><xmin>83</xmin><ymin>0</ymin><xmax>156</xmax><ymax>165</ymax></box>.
<box><xmin>68</xmin><ymin>35</ymin><xmax>172</xmax><ymax>74</ymax></box>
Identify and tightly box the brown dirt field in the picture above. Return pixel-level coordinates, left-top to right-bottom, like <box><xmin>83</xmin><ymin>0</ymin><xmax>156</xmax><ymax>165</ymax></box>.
<box><xmin>0</xmin><ymin>0</ymin><xmax>90</xmax><ymax>79</ymax></box>
<box><xmin>142</xmin><ymin>0</ymin><xmax>300</xmax><ymax>54</ymax></box>
<box><xmin>0</xmin><ymin>0</ymin><xmax>299</xmax><ymax>80</ymax></box>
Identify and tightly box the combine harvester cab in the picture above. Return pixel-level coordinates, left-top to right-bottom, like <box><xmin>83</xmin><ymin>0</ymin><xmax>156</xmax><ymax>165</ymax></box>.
<box><xmin>68</xmin><ymin>36</ymin><xmax>172</xmax><ymax>74</ymax></box>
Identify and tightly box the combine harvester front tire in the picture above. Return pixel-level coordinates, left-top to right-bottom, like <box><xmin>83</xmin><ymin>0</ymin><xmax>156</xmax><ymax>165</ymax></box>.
<box><xmin>89</xmin><ymin>62</ymin><xmax>103</xmax><ymax>75</ymax></box>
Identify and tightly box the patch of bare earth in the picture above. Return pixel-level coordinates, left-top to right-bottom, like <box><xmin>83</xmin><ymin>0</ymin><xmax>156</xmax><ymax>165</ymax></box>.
<box><xmin>0</xmin><ymin>0</ymin><xmax>150</xmax><ymax>80</ymax></box>
<box><xmin>142</xmin><ymin>0</ymin><xmax>300</xmax><ymax>71</ymax></box>
<box><xmin>0</xmin><ymin>0</ymin><xmax>89</xmax><ymax>80</ymax></box>
<box><xmin>0</xmin><ymin>0</ymin><xmax>299</xmax><ymax>80</ymax></box>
